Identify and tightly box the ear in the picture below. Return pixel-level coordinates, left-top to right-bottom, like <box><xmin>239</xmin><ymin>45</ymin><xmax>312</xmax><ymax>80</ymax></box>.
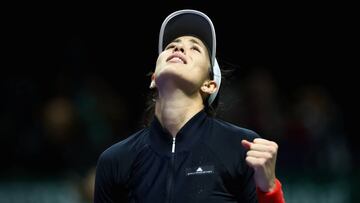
<box><xmin>149</xmin><ymin>74</ymin><xmax>156</xmax><ymax>89</ymax></box>
<box><xmin>200</xmin><ymin>80</ymin><xmax>217</xmax><ymax>94</ymax></box>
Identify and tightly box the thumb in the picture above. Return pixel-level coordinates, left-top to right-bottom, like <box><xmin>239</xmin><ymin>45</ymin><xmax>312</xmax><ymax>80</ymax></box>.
<box><xmin>241</xmin><ymin>139</ymin><xmax>252</xmax><ymax>150</ymax></box>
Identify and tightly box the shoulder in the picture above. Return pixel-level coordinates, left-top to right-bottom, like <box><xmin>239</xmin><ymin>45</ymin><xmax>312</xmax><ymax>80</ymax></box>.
<box><xmin>95</xmin><ymin>128</ymin><xmax>150</xmax><ymax>183</ymax></box>
<box><xmin>211</xmin><ymin>118</ymin><xmax>260</xmax><ymax>141</ymax></box>
<box><xmin>98</xmin><ymin>128</ymin><xmax>149</xmax><ymax>165</ymax></box>
<box><xmin>204</xmin><ymin>117</ymin><xmax>260</xmax><ymax>156</ymax></box>
<box><xmin>205</xmin><ymin>118</ymin><xmax>260</xmax><ymax>176</ymax></box>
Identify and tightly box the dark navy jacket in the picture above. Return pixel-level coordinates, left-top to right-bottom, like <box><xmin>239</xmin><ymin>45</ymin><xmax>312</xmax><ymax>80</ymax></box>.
<box><xmin>94</xmin><ymin>110</ymin><xmax>259</xmax><ymax>203</ymax></box>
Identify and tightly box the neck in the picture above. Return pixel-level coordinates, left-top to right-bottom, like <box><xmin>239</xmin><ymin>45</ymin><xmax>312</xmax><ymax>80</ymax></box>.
<box><xmin>154</xmin><ymin>84</ymin><xmax>204</xmax><ymax>137</ymax></box>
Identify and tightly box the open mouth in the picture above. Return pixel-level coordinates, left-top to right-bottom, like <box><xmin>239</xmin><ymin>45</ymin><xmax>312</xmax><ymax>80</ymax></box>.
<box><xmin>166</xmin><ymin>53</ymin><xmax>187</xmax><ymax>64</ymax></box>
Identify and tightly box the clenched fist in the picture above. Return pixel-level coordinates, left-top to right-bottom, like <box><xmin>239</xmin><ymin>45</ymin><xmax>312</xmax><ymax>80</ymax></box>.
<box><xmin>241</xmin><ymin>138</ymin><xmax>278</xmax><ymax>192</ymax></box>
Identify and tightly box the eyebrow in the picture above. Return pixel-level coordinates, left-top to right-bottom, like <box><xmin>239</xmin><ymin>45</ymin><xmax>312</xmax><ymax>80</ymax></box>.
<box><xmin>189</xmin><ymin>38</ymin><xmax>201</xmax><ymax>46</ymax></box>
<box><xmin>172</xmin><ymin>38</ymin><xmax>202</xmax><ymax>46</ymax></box>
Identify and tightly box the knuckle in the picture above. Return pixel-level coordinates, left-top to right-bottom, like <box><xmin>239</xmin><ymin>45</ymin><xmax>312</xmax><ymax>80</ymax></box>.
<box><xmin>269</xmin><ymin>146</ymin><xmax>277</xmax><ymax>154</ymax></box>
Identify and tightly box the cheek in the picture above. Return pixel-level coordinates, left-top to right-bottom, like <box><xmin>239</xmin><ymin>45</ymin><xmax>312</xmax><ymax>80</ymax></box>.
<box><xmin>191</xmin><ymin>68</ymin><xmax>210</xmax><ymax>83</ymax></box>
<box><xmin>193</xmin><ymin>60</ymin><xmax>211</xmax><ymax>80</ymax></box>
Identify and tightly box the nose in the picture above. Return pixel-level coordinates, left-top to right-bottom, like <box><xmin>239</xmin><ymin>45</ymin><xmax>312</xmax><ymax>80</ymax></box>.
<box><xmin>173</xmin><ymin>44</ymin><xmax>185</xmax><ymax>53</ymax></box>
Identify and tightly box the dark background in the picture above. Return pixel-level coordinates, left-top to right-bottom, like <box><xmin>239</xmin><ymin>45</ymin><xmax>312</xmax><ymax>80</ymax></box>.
<box><xmin>1</xmin><ymin>1</ymin><xmax>357</xmax><ymax>202</ymax></box>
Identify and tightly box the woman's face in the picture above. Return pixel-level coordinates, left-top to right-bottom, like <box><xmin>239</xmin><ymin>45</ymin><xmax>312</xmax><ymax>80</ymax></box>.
<box><xmin>153</xmin><ymin>36</ymin><xmax>211</xmax><ymax>93</ymax></box>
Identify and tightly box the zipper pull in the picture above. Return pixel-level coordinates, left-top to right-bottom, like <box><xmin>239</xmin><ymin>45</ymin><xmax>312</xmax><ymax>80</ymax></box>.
<box><xmin>171</xmin><ymin>137</ymin><xmax>176</xmax><ymax>153</ymax></box>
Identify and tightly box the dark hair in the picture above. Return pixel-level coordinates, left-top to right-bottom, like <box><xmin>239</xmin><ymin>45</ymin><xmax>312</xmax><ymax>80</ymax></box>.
<box><xmin>142</xmin><ymin>83</ymin><xmax>157</xmax><ymax>127</ymax></box>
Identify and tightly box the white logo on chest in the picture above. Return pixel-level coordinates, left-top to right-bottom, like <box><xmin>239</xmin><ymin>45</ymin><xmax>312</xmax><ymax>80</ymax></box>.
<box><xmin>186</xmin><ymin>165</ymin><xmax>214</xmax><ymax>176</ymax></box>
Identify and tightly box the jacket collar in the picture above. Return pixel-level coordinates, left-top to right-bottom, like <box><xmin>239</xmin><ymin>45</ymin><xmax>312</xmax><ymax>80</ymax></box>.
<box><xmin>148</xmin><ymin>109</ymin><xmax>208</xmax><ymax>156</ymax></box>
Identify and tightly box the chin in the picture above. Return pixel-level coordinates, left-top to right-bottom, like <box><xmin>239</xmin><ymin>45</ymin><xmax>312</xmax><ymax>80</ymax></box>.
<box><xmin>157</xmin><ymin>65</ymin><xmax>182</xmax><ymax>78</ymax></box>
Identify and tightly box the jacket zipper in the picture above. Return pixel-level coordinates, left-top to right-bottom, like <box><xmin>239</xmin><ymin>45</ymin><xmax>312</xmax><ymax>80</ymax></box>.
<box><xmin>166</xmin><ymin>137</ymin><xmax>176</xmax><ymax>203</ymax></box>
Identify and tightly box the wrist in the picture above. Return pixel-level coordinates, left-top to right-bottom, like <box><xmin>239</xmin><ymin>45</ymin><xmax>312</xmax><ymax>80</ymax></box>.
<box><xmin>266</xmin><ymin>178</ymin><xmax>276</xmax><ymax>193</ymax></box>
<box><xmin>256</xmin><ymin>178</ymin><xmax>285</xmax><ymax>203</ymax></box>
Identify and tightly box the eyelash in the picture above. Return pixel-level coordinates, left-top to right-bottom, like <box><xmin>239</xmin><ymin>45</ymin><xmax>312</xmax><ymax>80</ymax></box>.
<box><xmin>166</xmin><ymin>45</ymin><xmax>175</xmax><ymax>50</ymax></box>
<box><xmin>191</xmin><ymin>46</ymin><xmax>200</xmax><ymax>52</ymax></box>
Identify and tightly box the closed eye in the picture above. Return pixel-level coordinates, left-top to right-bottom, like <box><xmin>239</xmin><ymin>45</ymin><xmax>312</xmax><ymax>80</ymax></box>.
<box><xmin>191</xmin><ymin>46</ymin><xmax>201</xmax><ymax>52</ymax></box>
<box><xmin>165</xmin><ymin>44</ymin><xmax>175</xmax><ymax>50</ymax></box>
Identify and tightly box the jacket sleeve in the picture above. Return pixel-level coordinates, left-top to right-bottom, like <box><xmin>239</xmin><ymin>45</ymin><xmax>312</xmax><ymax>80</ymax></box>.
<box><xmin>93</xmin><ymin>150</ymin><xmax>129</xmax><ymax>203</ymax></box>
<box><xmin>256</xmin><ymin>178</ymin><xmax>285</xmax><ymax>203</ymax></box>
<box><xmin>94</xmin><ymin>151</ymin><xmax>116</xmax><ymax>203</ymax></box>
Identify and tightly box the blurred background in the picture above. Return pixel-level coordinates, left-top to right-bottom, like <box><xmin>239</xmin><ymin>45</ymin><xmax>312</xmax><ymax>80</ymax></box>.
<box><xmin>1</xmin><ymin>1</ymin><xmax>357</xmax><ymax>203</ymax></box>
